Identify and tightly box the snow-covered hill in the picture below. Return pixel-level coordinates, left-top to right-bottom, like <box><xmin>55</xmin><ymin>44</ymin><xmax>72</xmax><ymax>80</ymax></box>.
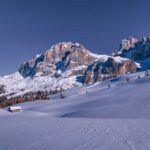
<box><xmin>0</xmin><ymin>71</ymin><xmax>150</xmax><ymax>150</ymax></box>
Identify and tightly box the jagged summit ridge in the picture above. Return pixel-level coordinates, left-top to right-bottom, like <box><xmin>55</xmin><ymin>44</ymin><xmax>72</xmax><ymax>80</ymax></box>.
<box><xmin>116</xmin><ymin>36</ymin><xmax>150</xmax><ymax>59</ymax></box>
<box><xmin>119</xmin><ymin>36</ymin><xmax>138</xmax><ymax>51</ymax></box>
<box><xmin>112</xmin><ymin>36</ymin><xmax>150</xmax><ymax>70</ymax></box>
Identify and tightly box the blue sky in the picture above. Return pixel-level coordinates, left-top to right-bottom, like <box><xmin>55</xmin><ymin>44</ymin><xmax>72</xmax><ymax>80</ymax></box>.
<box><xmin>0</xmin><ymin>0</ymin><xmax>150</xmax><ymax>75</ymax></box>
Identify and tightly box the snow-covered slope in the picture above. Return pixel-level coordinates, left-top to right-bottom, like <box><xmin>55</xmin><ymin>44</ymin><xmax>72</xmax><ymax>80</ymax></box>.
<box><xmin>0</xmin><ymin>71</ymin><xmax>81</xmax><ymax>99</ymax></box>
<box><xmin>1</xmin><ymin>71</ymin><xmax>150</xmax><ymax>150</ymax></box>
<box><xmin>21</xmin><ymin>71</ymin><xmax>149</xmax><ymax>119</ymax></box>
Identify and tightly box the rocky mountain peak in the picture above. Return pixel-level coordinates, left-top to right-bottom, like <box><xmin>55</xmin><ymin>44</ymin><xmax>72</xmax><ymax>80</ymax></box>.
<box><xmin>119</xmin><ymin>36</ymin><xmax>138</xmax><ymax>51</ymax></box>
<box><xmin>18</xmin><ymin>42</ymin><xmax>106</xmax><ymax>78</ymax></box>
<box><xmin>44</xmin><ymin>42</ymin><xmax>89</xmax><ymax>64</ymax></box>
<box><xmin>115</xmin><ymin>36</ymin><xmax>150</xmax><ymax>62</ymax></box>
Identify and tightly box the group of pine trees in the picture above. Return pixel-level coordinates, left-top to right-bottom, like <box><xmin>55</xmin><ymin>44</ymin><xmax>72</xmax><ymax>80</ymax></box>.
<box><xmin>0</xmin><ymin>91</ymin><xmax>49</xmax><ymax>108</ymax></box>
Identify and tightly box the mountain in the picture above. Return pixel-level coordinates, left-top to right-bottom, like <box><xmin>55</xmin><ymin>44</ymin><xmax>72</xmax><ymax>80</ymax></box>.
<box><xmin>0</xmin><ymin>38</ymin><xmax>149</xmax><ymax>104</ymax></box>
<box><xmin>19</xmin><ymin>42</ymin><xmax>103</xmax><ymax>78</ymax></box>
<box><xmin>0</xmin><ymin>42</ymin><xmax>111</xmax><ymax>103</ymax></box>
<box><xmin>113</xmin><ymin>36</ymin><xmax>150</xmax><ymax>70</ymax></box>
<box><xmin>18</xmin><ymin>42</ymin><xmax>137</xmax><ymax>84</ymax></box>
<box><xmin>117</xmin><ymin>36</ymin><xmax>150</xmax><ymax>60</ymax></box>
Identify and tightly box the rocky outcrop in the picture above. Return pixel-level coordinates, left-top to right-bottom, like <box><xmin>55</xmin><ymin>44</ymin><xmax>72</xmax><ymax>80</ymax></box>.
<box><xmin>119</xmin><ymin>36</ymin><xmax>138</xmax><ymax>51</ymax></box>
<box><xmin>84</xmin><ymin>57</ymin><xmax>138</xmax><ymax>84</ymax></box>
<box><xmin>114</xmin><ymin>36</ymin><xmax>150</xmax><ymax>61</ymax></box>
<box><xmin>118</xmin><ymin>60</ymin><xmax>137</xmax><ymax>75</ymax></box>
<box><xmin>19</xmin><ymin>54</ymin><xmax>45</xmax><ymax>78</ymax></box>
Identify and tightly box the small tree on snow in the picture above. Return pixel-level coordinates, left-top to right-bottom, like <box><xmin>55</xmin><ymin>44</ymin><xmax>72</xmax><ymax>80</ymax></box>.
<box><xmin>126</xmin><ymin>77</ymin><xmax>130</xmax><ymax>82</ymax></box>
<box><xmin>60</xmin><ymin>93</ymin><xmax>66</xmax><ymax>99</ymax></box>
<box><xmin>145</xmin><ymin>70</ymin><xmax>149</xmax><ymax>77</ymax></box>
<box><xmin>107</xmin><ymin>84</ymin><xmax>111</xmax><ymax>88</ymax></box>
<box><xmin>138</xmin><ymin>75</ymin><xmax>141</xmax><ymax>79</ymax></box>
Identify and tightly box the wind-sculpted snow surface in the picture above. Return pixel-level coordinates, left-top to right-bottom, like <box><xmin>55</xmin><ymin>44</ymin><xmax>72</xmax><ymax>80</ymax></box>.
<box><xmin>1</xmin><ymin>71</ymin><xmax>150</xmax><ymax>150</ymax></box>
<box><xmin>1</xmin><ymin>116</ymin><xmax>150</xmax><ymax>150</ymax></box>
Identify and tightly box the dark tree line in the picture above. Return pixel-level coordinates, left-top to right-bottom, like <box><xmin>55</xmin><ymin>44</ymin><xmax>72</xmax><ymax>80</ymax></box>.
<box><xmin>0</xmin><ymin>91</ymin><xmax>49</xmax><ymax>108</ymax></box>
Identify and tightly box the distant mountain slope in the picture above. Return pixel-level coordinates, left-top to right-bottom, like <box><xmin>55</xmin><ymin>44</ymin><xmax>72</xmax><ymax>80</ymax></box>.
<box><xmin>57</xmin><ymin>72</ymin><xmax>150</xmax><ymax>119</ymax></box>
<box><xmin>17</xmin><ymin>71</ymin><xmax>150</xmax><ymax>119</ymax></box>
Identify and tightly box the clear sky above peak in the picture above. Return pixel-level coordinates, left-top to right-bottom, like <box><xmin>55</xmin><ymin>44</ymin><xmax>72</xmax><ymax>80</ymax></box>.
<box><xmin>0</xmin><ymin>0</ymin><xmax>150</xmax><ymax>75</ymax></box>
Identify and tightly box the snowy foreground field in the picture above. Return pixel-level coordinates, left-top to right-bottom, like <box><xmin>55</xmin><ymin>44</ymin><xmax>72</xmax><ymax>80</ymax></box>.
<box><xmin>1</xmin><ymin>72</ymin><xmax>150</xmax><ymax>150</ymax></box>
